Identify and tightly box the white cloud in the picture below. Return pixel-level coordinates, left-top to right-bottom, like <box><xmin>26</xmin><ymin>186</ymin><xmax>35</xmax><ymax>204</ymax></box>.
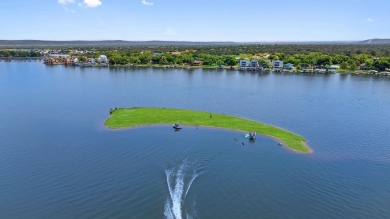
<box><xmin>141</xmin><ymin>0</ymin><xmax>154</xmax><ymax>6</ymax></box>
<box><xmin>367</xmin><ymin>18</ymin><xmax>375</xmax><ymax>22</ymax></box>
<box><xmin>81</xmin><ymin>0</ymin><xmax>102</xmax><ymax>7</ymax></box>
<box><xmin>58</xmin><ymin>0</ymin><xmax>75</xmax><ymax>5</ymax></box>
<box><xmin>164</xmin><ymin>28</ymin><xmax>177</xmax><ymax>36</ymax></box>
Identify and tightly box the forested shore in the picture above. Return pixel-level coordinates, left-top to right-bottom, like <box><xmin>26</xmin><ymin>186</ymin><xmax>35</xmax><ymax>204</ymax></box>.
<box><xmin>1</xmin><ymin>44</ymin><xmax>390</xmax><ymax>72</ymax></box>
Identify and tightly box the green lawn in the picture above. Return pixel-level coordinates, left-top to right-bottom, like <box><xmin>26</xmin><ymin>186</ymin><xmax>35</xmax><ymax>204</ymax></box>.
<box><xmin>105</xmin><ymin>107</ymin><xmax>311</xmax><ymax>153</ymax></box>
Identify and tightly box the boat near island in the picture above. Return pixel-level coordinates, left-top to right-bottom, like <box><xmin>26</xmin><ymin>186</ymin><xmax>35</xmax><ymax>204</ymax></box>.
<box><xmin>172</xmin><ymin>123</ymin><xmax>182</xmax><ymax>130</ymax></box>
<box><xmin>105</xmin><ymin>108</ymin><xmax>310</xmax><ymax>153</ymax></box>
<box><xmin>245</xmin><ymin>132</ymin><xmax>256</xmax><ymax>140</ymax></box>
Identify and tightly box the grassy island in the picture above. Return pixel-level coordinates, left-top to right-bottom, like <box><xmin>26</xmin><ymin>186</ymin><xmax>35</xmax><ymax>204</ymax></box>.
<box><xmin>105</xmin><ymin>107</ymin><xmax>311</xmax><ymax>153</ymax></box>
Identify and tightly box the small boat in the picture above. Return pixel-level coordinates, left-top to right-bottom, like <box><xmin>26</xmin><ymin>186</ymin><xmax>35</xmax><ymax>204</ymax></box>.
<box><xmin>249</xmin><ymin>132</ymin><xmax>256</xmax><ymax>140</ymax></box>
<box><xmin>245</xmin><ymin>132</ymin><xmax>256</xmax><ymax>140</ymax></box>
<box><xmin>172</xmin><ymin>123</ymin><xmax>182</xmax><ymax>130</ymax></box>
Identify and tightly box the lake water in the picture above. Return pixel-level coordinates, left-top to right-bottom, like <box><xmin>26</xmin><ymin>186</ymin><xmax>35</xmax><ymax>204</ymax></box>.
<box><xmin>1</xmin><ymin>62</ymin><xmax>390</xmax><ymax>218</ymax></box>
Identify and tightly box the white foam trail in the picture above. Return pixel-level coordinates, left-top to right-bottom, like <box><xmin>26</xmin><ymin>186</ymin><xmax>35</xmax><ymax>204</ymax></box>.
<box><xmin>164</xmin><ymin>161</ymin><xmax>198</xmax><ymax>219</ymax></box>
<box><xmin>185</xmin><ymin>171</ymin><xmax>198</xmax><ymax>198</ymax></box>
<box><xmin>164</xmin><ymin>199</ymin><xmax>174</xmax><ymax>219</ymax></box>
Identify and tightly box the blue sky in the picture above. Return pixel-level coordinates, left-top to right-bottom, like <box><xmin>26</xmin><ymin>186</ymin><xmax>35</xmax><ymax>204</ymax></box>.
<box><xmin>0</xmin><ymin>0</ymin><xmax>389</xmax><ymax>41</ymax></box>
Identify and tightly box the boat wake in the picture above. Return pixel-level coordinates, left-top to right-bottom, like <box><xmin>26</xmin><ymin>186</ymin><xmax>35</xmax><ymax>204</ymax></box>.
<box><xmin>164</xmin><ymin>160</ymin><xmax>198</xmax><ymax>219</ymax></box>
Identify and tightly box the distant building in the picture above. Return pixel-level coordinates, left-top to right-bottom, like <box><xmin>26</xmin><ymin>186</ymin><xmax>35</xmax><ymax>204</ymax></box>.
<box><xmin>272</xmin><ymin>60</ymin><xmax>283</xmax><ymax>69</ymax></box>
<box><xmin>192</xmin><ymin>60</ymin><xmax>203</xmax><ymax>66</ymax></box>
<box><xmin>327</xmin><ymin>65</ymin><xmax>340</xmax><ymax>70</ymax></box>
<box><xmin>44</xmin><ymin>54</ymin><xmax>71</xmax><ymax>65</ymax></box>
<box><xmin>48</xmin><ymin>54</ymin><xmax>70</xmax><ymax>58</ymax></box>
<box><xmin>88</xmin><ymin>58</ymin><xmax>96</xmax><ymax>64</ymax></box>
<box><xmin>239</xmin><ymin>60</ymin><xmax>250</xmax><ymax>68</ymax></box>
<box><xmin>98</xmin><ymin>55</ymin><xmax>108</xmax><ymax>63</ymax></box>
<box><xmin>326</xmin><ymin>65</ymin><xmax>340</xmax><ymax>73</ymax></box>
<box><xmin>250</xmin><ymin>59</ymin><xmax>259</xmax><ymax>68</ymax></box>
<box><xmin>284</xmin><ymin>63</ymin><xmax>294</xmax><ymax>70</ymax></box>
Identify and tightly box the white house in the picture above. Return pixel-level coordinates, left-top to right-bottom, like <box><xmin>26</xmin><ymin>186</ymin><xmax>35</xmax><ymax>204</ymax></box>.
<box><xmin>326</xmin><ymin>65</ymin><xmax>340</xmax><ymax>73</ymax></box>
<box><xmin>98</xmin><ymin>55</ymin><xmax>108</xmax><ymax>63</ymax></box>
<box><xmin>48</xmin><ymin>54</ymin><xmax>70</xmax><ymax>58</ymax></box>
<box><xmin>251</xmin><ymin>59</ymin><xmax>259</xmax><ymax>68</ymax></box>
<box><xmin>239</xmin><ymin>60</ymin><xmax>250</xmax><ymax>68</ymax></box>
<box><xmin>272</xmin><ymin>60</ymin><xmax>283</xmax><ymax>69</ymax></box>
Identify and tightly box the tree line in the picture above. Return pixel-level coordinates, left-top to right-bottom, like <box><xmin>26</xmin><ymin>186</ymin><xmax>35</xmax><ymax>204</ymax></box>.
<box><xmin>104</xmin><ymin>51</ymin><xmax>390</xmax><ymax>71</ymax></box>
<box><xmin>1</xmin><ymin>44</ymin><xmax>390</xmax><ymax>70</ymax></box>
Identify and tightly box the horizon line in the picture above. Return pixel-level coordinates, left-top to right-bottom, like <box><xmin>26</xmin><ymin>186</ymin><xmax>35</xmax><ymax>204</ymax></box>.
<box><xmin>1</xmin><ymin>39</ymin><xmax>386</xmax><ymax>43</ymax></box>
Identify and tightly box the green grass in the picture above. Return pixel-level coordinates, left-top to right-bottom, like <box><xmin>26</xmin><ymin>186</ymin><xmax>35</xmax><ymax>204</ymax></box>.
<box><xmin>336</xmin><ymin>69</ymin><xmax>371</xmax><ymax>74</ymax></box>
<box><xmin>105</xmin><ymin>107</ymin><xmax>311</xmax><ymax>153</ymax></box>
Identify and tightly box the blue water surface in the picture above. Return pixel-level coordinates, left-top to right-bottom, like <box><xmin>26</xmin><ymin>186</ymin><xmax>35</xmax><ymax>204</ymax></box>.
<box><xmin>0</xmin><ymin>62</ymin><xmax>389</xmax><ymax>218</ymax></box>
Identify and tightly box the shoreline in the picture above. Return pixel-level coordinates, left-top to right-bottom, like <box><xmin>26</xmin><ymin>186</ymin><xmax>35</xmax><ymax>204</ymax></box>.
<box><xmin>0</xmin><ymin>60</ymin><xmax>388</xmax><ymax>76</ymax></box>
<box><xmin>104</xmin><ymin>107</ymin><xmax>312</xmax><ymax>153</ymax></box>
<box><xmin>105</xmin><ymin>123</ymin><xmax>313</xmax><ymax>154</ymax></box>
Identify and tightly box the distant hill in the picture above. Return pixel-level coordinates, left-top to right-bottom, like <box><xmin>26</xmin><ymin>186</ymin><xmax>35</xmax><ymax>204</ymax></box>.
<box><xmin>1</xmin><ymin>39</ymin><xmax>389</xmax><ymax>48</ymax></box>
<box><xmin>0</xmin><ymin>40</ymin><xmax>360</xmax><ymax>48</ymax></box>
<box><xmin>359</xmin><ymin>39</ymin><xmax>390</xmax><ymax>44</ymax></box>
<box><xmin>0</xmin><ymin>40</ymin><xmax>238</xmax><ymax>48</ymax></box>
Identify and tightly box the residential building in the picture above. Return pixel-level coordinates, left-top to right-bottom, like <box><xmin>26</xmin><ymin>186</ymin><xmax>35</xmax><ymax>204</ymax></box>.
<box><xmin>251</xmin><ymin>59</ymin><xmax>259</xmax><ymax>68</ymax></box>
<box><xmin>284</xmin><ymin>63</ymin><xmax>294</xmax><ymax>70</ymax></box>
<box><xmin>48</xmin><ymin>54</ymin><xmax>70</xmax><ymax>58</ymax></box>
<box><xmin>192</xmin><ymin>60</ymin><xmax>203</xmax><ymax>66</ymax></box>
<box><xmin>272</xmin><ymin>60</ymin><xmax>283</xmax><ymax>69</ymax></box>
<box><xmin>239</xmin><ymin>60</ymin><xmax>250</xmax><ymax>68</ymax></box>
<box><xmin>326</xmin><ymin>65</ymin><xmax>340</xmax><ymax>73</ymax></box>
<box><xmin>327</xmin><ymin>65</ymin><xmax>340</xmax><ymax>70</ymax></box>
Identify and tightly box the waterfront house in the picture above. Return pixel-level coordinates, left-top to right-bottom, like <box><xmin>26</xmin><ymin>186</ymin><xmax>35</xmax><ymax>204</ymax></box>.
<box><xmin>192</xmin><ymin>60</ymin><xmax>203</xmax><ymax>66</ymax></box>
<box><xmin>64</xmin><ymin>57</ymin><xmax>73</xmax><ymax>65</ymax></box>
<box><xmin>48</xmin><ymin>54</ymin><xmax>70</xmax><ymax>59</ymax></box>
<box><xmin>328</xmin><ymin>65</ymin><xmax>340</xmax><ymax>70</ymax></box>
<box><xmin>284</xmin><ymin>63</ymin><xmax>294</xmax><ymax>70</ymax></box>
<box><xmin>251</xmin><ymin>59</ymin><xmax>259</xmax><ymax>68</ymax></box>
<box><xmin>44</xmin><ymin>54</ymin><xmax>71</xmax><ymax>65</ymax></box>
<box><xmin>239</xmin><ymin>60</ymin><xmax>250</xmax><ymax>69</ymax></box>
<box><xmin>272</xmin><ymin>60</ymin><xmax>283</xmax><ymax>69</ymax></box>
<box><xmin>326</xmin><ymin>65</ymin><xmax>340</xmax><ymax>73</ymax></box>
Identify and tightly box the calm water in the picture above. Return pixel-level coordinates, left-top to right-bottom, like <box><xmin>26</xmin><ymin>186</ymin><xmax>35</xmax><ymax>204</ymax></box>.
<box><xmin>1</xmin><ymin>62</ymin><xmax>390</xmax><ymax>218</ymax></box>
